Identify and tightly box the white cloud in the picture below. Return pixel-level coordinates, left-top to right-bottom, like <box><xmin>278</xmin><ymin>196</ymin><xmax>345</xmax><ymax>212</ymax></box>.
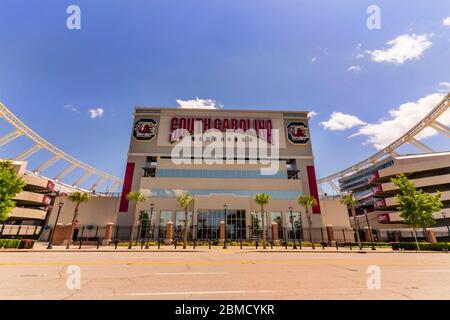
<box><xmin>88</xmin><ymin>108</ymin><xmax>104</xmax><ymax>119</ymax></box>
<box><xmin>308</xmin><ymin>111</ymin><xmax>318</xmax><ymax>119</ymax></box>
<box><xmin>443</xmin><ymin>17</ymin><xmax>450</xmax><ymax>26</ymax></box>
<box><xmin>176</xmin><ymin>97</ymin><xmax>221</xmax><ymax>109</ymax></box>
<box><xmin>367</xmin><ymin>33</ymin><xmax>432</xmax><ymax>64</ymax></box>
<box><xmin>354</xmin><ymin>43</ymin><xmax>365</xmax><ymax>59</ymax></box>
<box><xmin>439</xmin><ymin>81</ymin><xmax>450</xmax><ymax>89</ymax></box>
<box><xmin>351</xmin><ymin>93</ymin><xmax>449</xmax><ymax>149</ymax></box>
<box><xmin>347</xmin><ymin>65</ymin><xmax>361</xmax><ymax>73</ymax></box>
<box><xmin>320</xmin><ymin>112</ymin><xmax>366</xmax><ymax>131</ymax></box>
<box><xmin>64</xmin><ymin>104</ymin><xmax>78</xmax><ymax>113</ymax></box>
<box><xmin>311</xmin><ymin>57</ymin><xmax>317</xmax><ymax>63</ymax></box>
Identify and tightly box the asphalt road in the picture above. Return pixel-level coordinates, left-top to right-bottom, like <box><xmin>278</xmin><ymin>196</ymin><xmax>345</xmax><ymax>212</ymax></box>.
<box><xmin>1</xmin><ymin>250</ymin><xmax>449</xmax><ymax>300</ymax></box>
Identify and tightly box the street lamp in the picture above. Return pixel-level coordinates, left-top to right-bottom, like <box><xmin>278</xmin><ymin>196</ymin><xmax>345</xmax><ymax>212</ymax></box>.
<box><xmin>223</xmin><ymin>204</ymin><xmax>228</xmax><ymax>249</ymax></box>
<box><xmin>145</xmin><ymin>203</ymin><xmax>155</xmax><ymax>249</ymax></box>
<box><xmin>442</xmin><ymin>212</ymin><xmax>450</xmax><ymax>236</ymax></box>
<box><xmin>364</xmin><ymin>209</ymin><xmax>376</xmax><ymax>250</ymax></box>
<box><xmin>355</xmin><ymin>215</ymin><xmax>363</xmax><ymax>250</ymax></box>
<box><xmin>289</xmin><ymin>206</ymin><xmax>297</xmax><ymax>249</ymax></box>
<box><xmin>47</xmin><ymin>201</ymin><xmax>64</xmax><ymax>249</ymax></box>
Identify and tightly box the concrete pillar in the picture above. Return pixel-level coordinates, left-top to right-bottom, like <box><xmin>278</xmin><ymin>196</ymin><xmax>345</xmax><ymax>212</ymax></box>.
<box><xmin>326</xmin><ymin>225</ymin><xmax>335</xmax><ymax>243</ymax></box>
<box><xmin>165</xmin><ymin>221</ymin><xmax>173</xmax><ymax>245</ymax></box>
<box><xmin>102</xmin><ymin>223</ymin><xmax>114</xmax><ymax>245</ymax></box>
<box><xmin>364</xmin><ymin>227</ymin><xmax>374</xmax><ymax>242</ymax></box>
<box><xmin>52</xmin><ymin>224</ymin><xmax>72</xmax><ymax>245</ymax></box>
<box><xmin>272</xmin><ymin>222</ymin><xmax>280</xmax><ymax>245</ymax></box>
<box><xmin>426</xmin><ymin>230</ymin><xmax>437</xmax><ymax>243</ymax></box>
<box><xmin>271</xmin><ymin>222</ymin><xmax>279</xmax><ymax>241</ymax></box>
<box><xmin>219</xmin><ymin>220</ymin><xmax>225</xmax><ymax>244</ymax></box>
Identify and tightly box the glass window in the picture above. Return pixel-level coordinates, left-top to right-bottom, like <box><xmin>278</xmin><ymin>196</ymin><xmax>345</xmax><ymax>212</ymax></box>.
<box><xmin>196</xmin><ymin>209</ymin><xmax>246</xmax><ymax>240</ymax></box>
<box><xmin>159</xmin><ymin>211</ymin><xmax>173</xmax><ymax>226</ymax></box>
<box><xmin>270</xmin><ymin>212</ymin><xmax>282</xmax><ymax>224</ymax></box>
<box><xmin>175</xmin><ymin>211</ymin><xmax>192</xmax><ymax>227</ymax></box>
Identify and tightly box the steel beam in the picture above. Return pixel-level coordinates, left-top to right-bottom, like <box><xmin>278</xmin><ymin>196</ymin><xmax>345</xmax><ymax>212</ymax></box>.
<box><xmin>106</xmin><ymin>181</ymin><xmax>120</xmax><ymax>193</ymax></box>
<box><xmin>34</xmin><ymin>155</ymin><xmax>60</xmax><ymax>173</ymax></box>
<box><xmin>55</xmin><ymin>164</ymin><xmax>77</xmax><ymax>180</ymax></box>
<box><xmin>91</xmin><ymin>177</ymin><xmax>107</xmax><ymax>191</ymax></box>
<box><xmin>0</xmin><ymin>102</ymin><xmax>122</xmax><ymax>190</ymax></box>
<box><xmin>0</xmin><ymin>130</ymin><xmax>21</xmax><ymax>147</ymax></box>
<box><xmin>16</xmin><ymin>144</ymin><xmax>42</xmax><ymax>160</ymax></box>
<box><xmin>409</xmin><ymin>138</ymin><xmax>434</xmax><ymax>153</ymax></box>
<box><xmin>431</xmin><ymin>121</ymin><xmax>450</xmax><ymax>137</ymax></box>
<box><xmin>328</xmin><ymin>180</ymin><xmax>340</xmax><ymax>194</ymax></box>
<box><xmin>73</xmin><ymin>171</ymin><xmax>93</xmax><ymax>187</ymax></box>
<box><xmin>318</xmin><ymin>93</ymin><xmax>449</xmax><ymax>184</ymax></box>
<box><xmin>389</xmin><ymin>150</ymin><xmax>399</xmax><ymax>157</ymax></box>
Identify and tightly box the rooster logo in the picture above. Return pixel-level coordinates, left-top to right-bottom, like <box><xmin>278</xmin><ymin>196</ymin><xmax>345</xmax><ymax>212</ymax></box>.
<box><xmin>287</xmin><ymin>122</ymin><xmax>309</xmax><ymax>144</ymax></box>
<box><xmin>133</xmin><ymin>119</ymin><xmax>157</xmax><ymax>141</ymax></box>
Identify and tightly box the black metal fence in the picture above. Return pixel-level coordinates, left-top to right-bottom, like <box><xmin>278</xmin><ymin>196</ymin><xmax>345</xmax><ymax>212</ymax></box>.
<box><xmin>9</xmin><ymin>222</ymin><xmax>448</xmax><ymax>249</ymax></box>
<box><xmin>105</xmin><ymin>224</ymin><xmax>357</xmax><ymax>245</ymax></box>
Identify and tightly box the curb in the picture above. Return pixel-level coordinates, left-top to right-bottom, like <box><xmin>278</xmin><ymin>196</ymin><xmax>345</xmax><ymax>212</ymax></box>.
<box><xmin>0</xmin><ymin>248</ymin><xmax>447</xmax><ymax>253</ymax></box>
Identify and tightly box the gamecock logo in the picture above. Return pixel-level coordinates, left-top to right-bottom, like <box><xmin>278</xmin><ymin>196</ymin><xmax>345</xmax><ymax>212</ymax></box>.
<box><xmin>133</xmin><ymin>119</ymin><xmax>157</xmax><ymax>141</ymax></box>
<box><xmin>287</xmin><ymin>122</ymin><xmax>309</xmax><ymax>144</ymax></box>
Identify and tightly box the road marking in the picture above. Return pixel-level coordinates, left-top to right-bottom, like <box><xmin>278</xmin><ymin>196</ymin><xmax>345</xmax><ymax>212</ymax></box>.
<box><xmin>128</xmin><ymin>290</ymin><xmax>272</xmax><ymax>296</ymax></box>
<box><xmin>0</xmin><ymin>259</ymin><xmax>447</xmax><ymax>267</ymax></box>
<box><xmin>155</xmin><ymin>272</ymin><xmax>229</xmax><ymax>275</ymax></box>
<box><xmin>418</xmin><ymin>270</ymin><xmax>450</xmax><ymax>273</ymax></box>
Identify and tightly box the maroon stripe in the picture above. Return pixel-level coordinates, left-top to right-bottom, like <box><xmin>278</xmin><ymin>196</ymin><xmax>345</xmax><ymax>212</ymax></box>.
<box><xmin>306</xmin><ymin>165</ymin><xmax>321</xmax><ymax>214</ymax></box>
<box><xmin>119</xmin><ymin>162</ymin><xmax>135</xmax><ymax>212</ymax></box>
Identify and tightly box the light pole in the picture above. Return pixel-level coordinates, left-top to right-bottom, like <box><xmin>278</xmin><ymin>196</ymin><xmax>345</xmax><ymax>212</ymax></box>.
<box><xmin>289</xmin><ymin>206</ymin><xmax>297</xmax><ymax>249</ymax></box>
<box><xmin>145</xmin><ymin>203</ymin><xmax>154</xmax><ymax>249</ymax></box>
<box><xmin>47</xmin><ymin>201</ymin><xmax>64</xmax><ymax>249</ymax></box>
<box><xmin>442</xmin><ymin>212</ymin><xmax>450</xmax><ymax>236</ymax></box>
<box><xmin>223</xmin><ymin>204</ymin><xmax>228</xmax><ymax>249</ymax></box>
<box><xmin>355</xmin><ymin>215</ymin><xmax>362</xmax><ymax>250</ymax></box>
<box><xmin>364</xmin><ymin>209</ymin><xmax>376</xmax><ymax>250</ymax></box>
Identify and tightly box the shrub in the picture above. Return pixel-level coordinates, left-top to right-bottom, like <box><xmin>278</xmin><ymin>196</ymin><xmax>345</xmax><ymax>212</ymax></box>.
<box><xmin>0</xmin><ymin>239</ymin><xmax>21</xmax><ymax>248</ymax></box>
<box><xmin>19</xmin><ymin>239</ymin><xmax>35</xmax><ymax>249</ymax></box>
<box><xmin>345</xmin><ymin>242</ymin><xmax>392</xmax><ymax>248</ymax></box>
<box><xmin>392</xmin><ymin>242</ymin><xmax>450</xmax><ymax>251</ymax></box>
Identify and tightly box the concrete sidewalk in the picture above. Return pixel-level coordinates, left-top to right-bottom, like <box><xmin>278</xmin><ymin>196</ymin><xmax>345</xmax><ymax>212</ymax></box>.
<box><xmin>1</xmin><ymin>242</ymin><xmax>441</xmax><ymax>253</ymax></box>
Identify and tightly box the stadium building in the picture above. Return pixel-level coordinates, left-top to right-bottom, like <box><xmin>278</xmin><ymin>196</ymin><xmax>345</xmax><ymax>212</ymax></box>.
<box><xmin>113</xmin><ymin>107</ymin><xmax>351</xmax><ymax>242</ymax></box>
<box><xmin>339</xmin><ymin>152</ymin><xmax>450</xmax><ymax>242</ymax></box>
<box><xmin>1</xmin><ymin>160</ymin><xmax>57</xmax><ymax>239</ymax></box>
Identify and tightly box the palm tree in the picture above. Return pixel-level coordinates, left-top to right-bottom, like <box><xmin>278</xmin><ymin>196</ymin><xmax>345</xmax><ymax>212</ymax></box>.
<box><xmin>127</xmin><ymin>191</ymin><xmax>146</xmax><ymax>249</ymax></box>
<box><xmin>254</xmin><ymin>193</ymin><xmax>271</xmax><ymax>249</ymax></box>
<box><xmin>177</xmin><ymin>191</ymin><xmax>194</xmax><ymax>249</ymax></box>
<box><xmin>297</xmin><ymin>195</ymin><xmax>317</xmax><ymax>244</ymax></box>
<box><xmin>340</xmin><ymin>192</ymin><xmax>362</xmax><ymax>250</ymax></box>
<box><xmin>66</xmin><ymin>192</ymin><xmax>90</xmax><ymax>249</ymax></box>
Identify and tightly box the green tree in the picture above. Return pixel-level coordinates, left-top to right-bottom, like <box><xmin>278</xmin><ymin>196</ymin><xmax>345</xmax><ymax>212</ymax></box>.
<box><xmin>254</xmin><ymin>193</ymin><xmax>271</xmax><ymax>249</ymax></box>
<box><xmin>340</xmin><ymin>192</ymin><xmax>362</xmax><ymax>250</ymax></box>
<box><xmin>297</xmin><ymin>195</ymin><xmax>317</xmax><ymax>244</ymax></box>
<box><xmin>126</xmin><ymin>191</ymin><xmax>147</xmax><ymax>248</ymax></box>
<box><xmin>391</xmin><ymin>174</ymin><xmax>442</xmax><ymax>250</ymax></box>
<box><xmin>138</xmin><ymin>210</ymin><xmax>149</xmax><ymax>238</ymax></box>
<box><xmin>177</xmin><ymin>191</ymin><xmax>194</xmax><ymax>249</ymax></box>
<box><xmin>66</xmin><ymin>192</ymin><xmax>90</xmax><ymax>249</ymax></box>
<box><xmin>0</xmin><ymin>160</ymin><xmax>25</xmax><ymax>222</ymax></box>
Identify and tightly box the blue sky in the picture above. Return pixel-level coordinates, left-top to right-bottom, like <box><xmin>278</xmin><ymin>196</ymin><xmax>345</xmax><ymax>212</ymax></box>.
<box><xmin>0</xmin><ymin>0</ymin><xmax>449</xmax><ymax>189</ymax></box>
